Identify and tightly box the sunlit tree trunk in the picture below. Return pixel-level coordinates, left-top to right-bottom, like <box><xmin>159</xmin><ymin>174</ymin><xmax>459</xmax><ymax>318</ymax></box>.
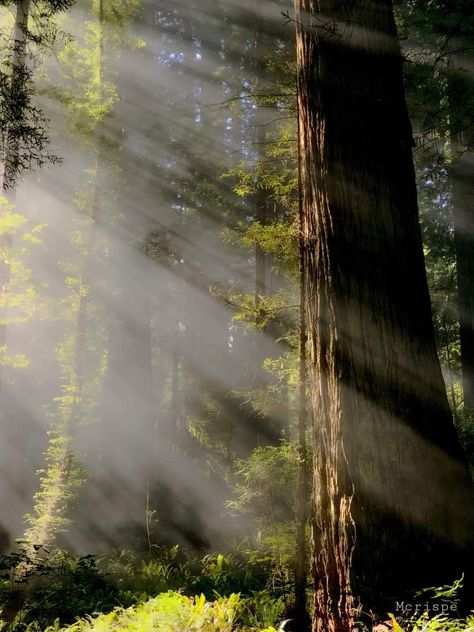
<box><xmin>293</xmin><ymin>128</ymin><xmax>310</xmax><ymax>629</ymax></box>
<box><xmin>293</xmin><ymin>0</ymin><xmax>474</xmax><ymax>630</ymax></box>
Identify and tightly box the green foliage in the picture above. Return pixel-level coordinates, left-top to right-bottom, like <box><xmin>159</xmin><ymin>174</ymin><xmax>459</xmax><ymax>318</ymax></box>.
<box><xmin>228</xmin><ymin>446</ymin><xmax>297</xmax><ymax>526</ymax></box>
<box><xmin>103</xmin><ymin>546</ymin><xmax>194</xmax><ymax>600</ymax></box>
<box><xmin>0</xmin><ymin>0</ymin><xmax>73</xmax><ymax>188</ymax></box>
<box><xmin>212</xmin><ymin>287</ymin><xmax>296</xmax><ymax>332</ymax></box>
<box><xmin>101</xmin><ymin>547</ymin><xmax>271</xmax><ymax>603</ymax></box>
<box><xmin>376</xmin><ymin>577</ymin><xmax>474</xmax><ymax>632</ymax></box>
<box><xmin>23</xmin><ymin>0</ymin><xmax>137</xmax><ymax>553</ymax></box>
<box><xmin>226</xmin><ymin>445</ymin><xmax>312</xmax><ymax>603</ymax></box>
<box><xmin>54</xmin><ymin>23</ymin><xmax>118</xmax><ymax>139</ymax></box>
<box><xmin>455</xmin><ymin>409</ymin><xmax>474</xmax><ymax>473</ymax></box>
<box><xmin>41</xmin><ymin>590</ymin><xmax>285</xmax><ymax>632</ymax></box>
<box><xmin>387</xmin><ymin>612</ymin><xmax>474</xmax><ymax>632</ymax></box>
<box><xmin>237</xmin><ymin>592</ymin><xmax>285</xmax><ymax>630</ymax></box>
<box><xmin>0</xmin><ymin>549</ymin><xmax>120</xmax><ymax>631</ymax></box>
<box><xmin>49</xmin><ymin>0</ymin><xmax>144</xmax><ymax>147</ymax></box>
<box><xmin>190</xmin><ymin>553</ymin><xmax>270</xmax><ymax>599</ymax></box>
<box><xmin>0</xmin><ymin>196</ymin><xmax>48</xmax><ymax>367</ymax></box>
<box><xmin>414</xmin><ymin>575</ymin><xmax>465</xmax><ymax>605</ymax></box>
<box><xmin>23</xmin><ymin>436</ymin><xmax>85</xmax><ymax>547</ymax></box>
<box><xmin>221</xmin><ymin>221</ymin><xmax>298</xmax><ymax>277</ymax></box>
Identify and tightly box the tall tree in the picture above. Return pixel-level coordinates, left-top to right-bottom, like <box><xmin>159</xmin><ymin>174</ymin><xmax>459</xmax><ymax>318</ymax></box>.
<box><xmin>399</xmin><ymin>0</ymin><xmax>474</xmax><ymax>418</ymax></box>
<box><xmin>293</xmin><ymin>0</ymin><xmax>474</xmax><ymax>630</ymax></box>
<box><xmin>0</xmin><ymin>0</ymin><xmax>74</xmax><ymax>553</ymax></box>
<box><xmin>0</xmin><ymin>0</ymin><xmax>73</xmax><ymax>385</ymax></box>
<box><xmin>449</xmin><ymin>53</ymin><xmax>474</xmax><ymax>413</ymax></box>
<box><xmin>0</xmin><ymin>0</ymin><xmax>49</xmax><ymax>193</ymax></box>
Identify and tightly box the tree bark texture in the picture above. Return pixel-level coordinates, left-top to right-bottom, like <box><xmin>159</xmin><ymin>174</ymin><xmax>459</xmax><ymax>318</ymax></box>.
<box><xmin>293</xmin><ymin>1</ymin><xmax>474</xmax><ymax>630</ymax></box>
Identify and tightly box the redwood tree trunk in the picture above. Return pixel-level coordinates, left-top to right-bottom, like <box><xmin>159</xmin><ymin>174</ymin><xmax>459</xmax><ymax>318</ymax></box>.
<box><xmin>293</xmin><ymin>1</ymin><xmax>474</xmax><ymax>630</ymax></box>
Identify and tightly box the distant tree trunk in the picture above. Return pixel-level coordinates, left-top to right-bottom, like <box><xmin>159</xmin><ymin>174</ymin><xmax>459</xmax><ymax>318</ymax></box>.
<box><xmin>293</xmin><ymin>0</ymin><xmax>474</xmax><ymax>630</ymax></box>
<box><xmin>169</xmin><ymin>345</ymin><xmax>181</xmax><ymax>445</ymax></box>
<box><xmin>24</xmin><ymin>0</ymin><xmax>106</xmax><ymax>553</ymax></box>
<box><xmin>254</xmin><ymin>5</ymin><xmax>267</xmax><ymax>418</ymax></box>
<box><xmin>255</xmin><ymin>166</ymin><xmax>267</xmax><ymax>317</ymax></box>
<box><xmin>450</xmin><ymin>63</ymin><xmax>474</xmax><ymax>412</ymax></box>
<box><xmin>245</xmin><ymin>7</ymin><xmax>280</xmax><ymax>450</ymax></box>
<box><xmin>255</xmin><ymin>118</ymin><xmax>267</xmax><ymax>309</ymax></box>
<box><xmin>452</xmin><ymin>133</ymin><xmax>474</xmax><ymax>412</ymax></box>
<box><xmin>253</xmin><ymin>115</ymin><xmax>272</xmax><ymax>448</ymax></box>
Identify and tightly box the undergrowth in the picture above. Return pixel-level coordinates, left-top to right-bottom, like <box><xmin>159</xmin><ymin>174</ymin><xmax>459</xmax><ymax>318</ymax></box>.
<box><xmin>40</xmin><ymin>592</ymin><xmax>284</xmax><ymax>632</ymax></box>
<box><xmin>0</xmin><ymin>547</ymin><xmax>472</xmax><ymax>631</ymax></box>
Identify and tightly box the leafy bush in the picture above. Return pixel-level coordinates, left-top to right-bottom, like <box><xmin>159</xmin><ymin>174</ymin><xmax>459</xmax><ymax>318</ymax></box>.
<box><xmin>366</xmin><ymin>577</ymin><xmax>474</xmax><ymax>632</ymax></box>
<box><xmin>237</xmin><ymin>591</ymin><xmax>285</xmax><ymax>629</ymax></box>
<box><xmin>101</xmin><ymin>547</ymin><xmax>271</xmax><ymax>602</ymax></box>
<box><xmin>103</xmin><ymin>546</ymin><xmax>193</xmax><ymax>601</ymax></box>
<box><xmin>0</xmin><ymin>546</ymin><xmax>286</xmax><ymax>630</ymax></box>
<box><xmin>41</xmin><ymin>591</ymin><xmax>284</xmax><ymax>631</ymax></box>
<box><xmin>228</xmin><ymin>445</ymin><xmax>297</xmax><ymax>527</ymax></box>
<box><xmin>388</xmin><ymin>612</ymin><xmax>474</xmax><ymax>632</ymax></box>
<box><xmin>0</xmin><ymin>548</ymin><xmax>120</xmax><ymax>631</ymax></box>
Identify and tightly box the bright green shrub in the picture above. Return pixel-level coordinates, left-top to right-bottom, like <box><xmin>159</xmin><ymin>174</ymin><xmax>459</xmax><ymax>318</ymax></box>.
<box><xmin>44</xmin><ymin>592</ymin><xmax>245</xmax><ymax>631</ymax></box>
<box><xmin>389</xmin><ymin>612</ymin><xmax>474</xmax><ymax>631</ymax></box>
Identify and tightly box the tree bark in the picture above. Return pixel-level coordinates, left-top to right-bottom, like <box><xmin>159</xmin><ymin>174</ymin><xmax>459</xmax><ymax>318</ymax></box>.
<box><xmin>293</xmin><ymin>0</ymin><xmax>474</xmax><ymax>630</ymax></box>
<box><xmin>292</xmin><ymin>87</ymin><xmax>310</xmax><ymax>632</ymax></box>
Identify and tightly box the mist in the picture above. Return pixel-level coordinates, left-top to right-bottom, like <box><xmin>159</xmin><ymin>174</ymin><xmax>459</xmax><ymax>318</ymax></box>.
<box><xmin>0</xmin><ymin>0</ymin><xmax>298</xmax><ymax>554</ymax></box>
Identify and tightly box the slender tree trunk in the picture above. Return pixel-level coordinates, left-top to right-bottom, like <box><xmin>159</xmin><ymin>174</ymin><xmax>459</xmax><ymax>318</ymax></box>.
<box><xmin>23</xmin><ymin>0</ymin><xmax>106</xmax><ymax>554</ymax></box>
<box><xmin>452</xmin><ymin>139</ymin><xmax>474</xmax><ymax>412</ymax></box>
<box><xmin>255</xmin><ymin>106</ymin><xmax>267</xmax><ymax>309</ymax></box>
<box><xmin>253</xmin><ymin>7</ymin><xmax>269</xmax><ymax>448</ymax></box>
<box><xmin>169</xmin><ymin>345</ymin><xmax>180</xmax><ymax>446</ymax></box>
<box><xmin>450</xmin><ymin>69</ymin><xmax>474</xmax><ymax>411</ymax></box>
<box><xmin>251</xmin><ymin>6</ymin><xmax>291</xmax><ymax>448</ymax></box>
<box><xmin>253</xmin><ymin>120</ymin><xmax>271</xmax><ymax>447</ymax></box>
<box><xmin>293</xmin><ymin>0</ymin><xmax>474</xmax><ymax>629</ymax></box>
<box><xmin>293</xmin><ymin>98</ymin><xmax>310</xmax><ymax>629</ymax></box>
